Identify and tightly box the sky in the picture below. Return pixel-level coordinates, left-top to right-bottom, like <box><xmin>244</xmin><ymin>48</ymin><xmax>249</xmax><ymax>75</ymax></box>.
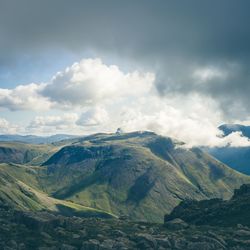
<box><xmin>0</xmin><ymin>0</ymin><xmax>250</xmax><ymax>147</ymax></box>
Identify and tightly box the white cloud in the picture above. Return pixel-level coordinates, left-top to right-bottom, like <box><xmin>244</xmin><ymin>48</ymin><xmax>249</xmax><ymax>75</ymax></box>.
<box><xmin>0</xmin><ymin>118</ymin><xmax>20</xmax><ymax>134</ymax></box>
<box><xmin>0</xmin><ymin>118</ymin><xmax>10</xmax><ymax>134</ymax></box>
<box><xmin>42</xmin><ymin>58</ymin><xmax>155</xmax><ymax>107</ymax></box>
<box><xmin>217</xmin><ymin>131</ymin><xmax>250</xmax><ymax>147</ymax></box>
<box><xmin>0</xmin><ymin>58</ymin><xmax>154</xmax><ymax>111</ymax></box>
<box><xmin>27</xmin><ymin>113</ymin><xmax>79</xmax><ymax>134</ymax></box>
<box><xmin>99</xmin><ymin>94</ymin><xmax>250</xmax><ymax>148</ymax></box>
<box><xmin>77</xmin><ymin>107</ymin><xmax>109</xmax><ymax>126</ymax></box>
<box><xmin>0</xmin><ymin>83</ymin><xmax>51</xmax><ymax>111</ymax></box>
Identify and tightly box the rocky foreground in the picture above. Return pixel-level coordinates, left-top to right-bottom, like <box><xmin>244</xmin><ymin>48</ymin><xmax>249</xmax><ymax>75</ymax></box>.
<box><xmin>2</xmin><ymin>184</ymin><xmax>250</xmax><ymax>249</ymax></box>
<box><xmin>1</xmin><ymin>203</ymin><xmax>250</xmax><ymax>250</ymax></box>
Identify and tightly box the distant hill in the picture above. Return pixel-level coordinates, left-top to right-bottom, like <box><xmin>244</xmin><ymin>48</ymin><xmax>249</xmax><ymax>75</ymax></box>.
<box><xmin>0</xmin><ymin>134</ymin><xmax>78</xmax><ymax>144</ymax></box>
<box><xmin>207</xmin><ymin>124</ymin><xmax>250</xmax><ymax>175</ymax></box>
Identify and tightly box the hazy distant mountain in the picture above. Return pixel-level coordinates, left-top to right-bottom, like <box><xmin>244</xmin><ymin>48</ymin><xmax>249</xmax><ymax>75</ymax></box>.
<box><xmin>219</xmin><ymin>124</ymin><xmax>250</xmax><ymax>138</ymax></box>
<box><xmin>0</xmin><ymin>134</ymin><xmax>79</xmax><ymax>144</ymax></box>
<box><xmin>207</xmin><ymin>124</ymin><xmax>250</xmax><ymax>175</ymax></box>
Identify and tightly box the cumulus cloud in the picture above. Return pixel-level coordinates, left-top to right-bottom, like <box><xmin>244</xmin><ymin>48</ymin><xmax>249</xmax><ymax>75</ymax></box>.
<box><xmin>109</xmin><ymin>95</ymin><xmax>222</xmax><ymax>147</ymax></box>
<box><xmin>0</xmin><ymin>83</ymin><xmax>51</xmax><ymax>111</ymax></box>
<box><xmin>77</xmin><ymin>107</ymin><xmax>109</xmax><ymax>126</ymax></box>
<box><xmin>27</xmin><ymin>113</ymin><xmax>79</xmax><ymax>134</ymax></box>
<box><xmin>42</xmin><ymin>58</ymin><xmax>154</xmax><ymax>107</ymax></box>
<box><xmin>94</xmin><ymin>94</ymin><xmax>250</xmax><ymax>148</ymax></box>
<box><xmin>0</xmin><ymin>58</ymin><xmax>154</xmax><ymax>111</ymax></box>
<box><xmin>218</xmin><ymin>132</ymin><xmax>250</xmax><ymax>147</ymax></box>
<box><xmin>0</xmin><ymin>118</ymin><xmax>20</xmax><ymax>134</ymax></box>
<box><xmin>0</xmin><ymin>118</ymin><xmax>11</xmax><ymax>134</ymax></box>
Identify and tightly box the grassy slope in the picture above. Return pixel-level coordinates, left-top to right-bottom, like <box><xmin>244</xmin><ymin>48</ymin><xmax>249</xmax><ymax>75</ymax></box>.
<box><xmin>0</xmin><ymin>142</ymin><xmax>58</xmax><ymax>166</ymax></box>
<box><xmin>0</xmin><ymin>163</ymin><xmax>115</xmax><ymax>218</ymax></box>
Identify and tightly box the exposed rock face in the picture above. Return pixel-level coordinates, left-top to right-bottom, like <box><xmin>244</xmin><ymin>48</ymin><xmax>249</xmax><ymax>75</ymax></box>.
<box><xmin>116</xmin><ymin>128</ymin><xmax>124</xmax><ymax>135</ymax></box>
<box><xmin>232</xmin><ymin>183</ymin><xmax>250</xmax><ymax>199</ymax></box>
<box><xmin>165</xmin><ymin>184</ymin><xmax>250</xmax><ymax>227</ymax></box>
<box><xmin>164</xmin><ymin>218</ymin><xmax>189</xmax><ymax>230</ymax></box>
<box><xmin>1</xmin><ymin>201</ymin><xmax>250</xmax><ymax>249</ymax></box>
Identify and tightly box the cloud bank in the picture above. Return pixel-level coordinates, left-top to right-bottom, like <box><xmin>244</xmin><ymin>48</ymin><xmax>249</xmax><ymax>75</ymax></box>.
<box><xmin>0</xmin><ymin>58</ymin><xmax>250</xmax><ymax>148</ymax></box>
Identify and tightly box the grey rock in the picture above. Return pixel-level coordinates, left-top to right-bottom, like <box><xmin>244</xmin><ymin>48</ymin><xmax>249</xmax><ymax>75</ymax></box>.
<box><xmin>234</xmin><ymin>229</ymin><xmax>250</xmax><ymax>237</ymax></box>
<box><xmin>156</xmin><ymin>237</ymin><xmax>172</xmax><ymax>248</ymax></box>
<box><xmin>165</xmin><ymin>218</ymin><xmax>189</xmax><ymax>230</ymax></box>
<box><xmin>100</xmin><ymin>239</ymin><xmax>115</xmax><ymax>249</ymax></box>
<box><xmin>135</xmin><ymin>233</ymin><xmax>157</xmax><ymax>249</ymax></box>
<box><xmin>61</xmin><ymin>244</ymin><xmax>77</xmax><ymax>250</ymax></box>
<box><xmin>82</xmin><ymin>239</ymin><xmax>101</xmax><ymax>250</ymax></box>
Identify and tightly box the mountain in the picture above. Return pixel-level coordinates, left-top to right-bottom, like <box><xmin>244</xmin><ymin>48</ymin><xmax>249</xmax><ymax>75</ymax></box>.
<box><xmin>207</xmin><ymin>124</ymin><xmax>250</xmax><ymax>175</ymax></box>
<box><xmin>1</xmin><ymin>131</ymin><xmax>250</xmax><ymax>223</ymax></box>
<box><xmin>164</xmin><ymin>183</ymin><xmax>250</xmax><ymax>227</ymax></box>
<box><xmin>0</xmin><ymin>134</ymin><xmax>78</xmax><ymax>144</ymax></box>
<box><xmin>39</xmin><ymin>131</ymin><xmax>250</xmax><ymax>222</ymax></box>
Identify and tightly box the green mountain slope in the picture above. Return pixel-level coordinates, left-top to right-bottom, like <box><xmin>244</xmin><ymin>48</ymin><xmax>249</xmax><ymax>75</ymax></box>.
<box><xmin>0</xmin><ymin>142</ymin><xmax>58</xmax><ymax>166</ymax></box>
<box><xmin>0</xmin><ymin>163</ymin><xmax>114</xmax><ymax>218</ymax></box>
<box><xmin>40</xmin><ymin>131</ymin><xmax>250</xmax><ymax>222</ymax></box>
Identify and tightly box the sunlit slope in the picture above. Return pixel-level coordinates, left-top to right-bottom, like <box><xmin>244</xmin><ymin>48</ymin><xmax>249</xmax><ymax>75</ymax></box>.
<box><xmin>0</xmin><ymin>163</ymin><xmax>114</xmax><ymax>218</ymax></box>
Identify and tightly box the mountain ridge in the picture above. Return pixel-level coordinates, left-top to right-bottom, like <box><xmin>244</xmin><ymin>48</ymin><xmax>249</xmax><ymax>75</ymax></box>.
<box><xmin>1</xmin><ymin>130</ymin><xmax>250</xmax><ymax>222</ymax></box>
<box><xmin>0</xmin><ymin>134</ymin><xmax>79</xmax><ymax>144</ymax></box>
<box><xmin>40</xmin><ymin>131</ymin><xmax>250</xmax><ymax>222</ymax></box>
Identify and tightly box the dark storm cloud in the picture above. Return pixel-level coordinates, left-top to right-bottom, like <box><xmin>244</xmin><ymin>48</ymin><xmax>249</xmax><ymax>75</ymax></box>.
<box><xmin>1</xmin><ymin>0</ymin><xmax>250</xmax><ymax>117</ymax></box>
